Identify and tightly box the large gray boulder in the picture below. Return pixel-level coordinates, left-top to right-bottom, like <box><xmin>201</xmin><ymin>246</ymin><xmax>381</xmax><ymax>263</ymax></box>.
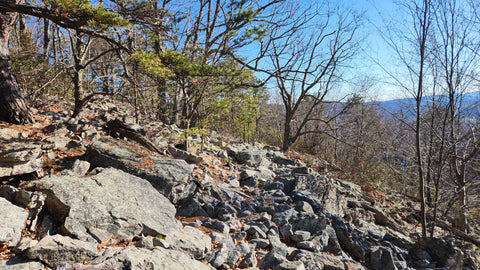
<box><xmin>288</xmin><ymin>250</ymin><xmax>345</xmax><ymax>270</ymax></box>
<box><xmin>165</xmin><ymin>226</ymin><xmax>212</xmax><ymax>259</ymax></box>
<box><xmin>25</xmin><ymin>234</ymin><xmax>99</xmax><ymax>268</ymax></box>
<box><xmin>0</xmin><ymin>257</ymin><xmax>45</xmax><ymax>270</ymax></box>
<box><xmin>331</xmin><ymin>216</ymin><xmax>371</xmax><ymax>261</ymax></box>
<box><xmin>168</xmin><ymin>145</ymin><xmax>204</xmax><ymax>164</ymax></box>
<box><xmin>0</xmin><ymin>197</ymin><xmax>28</xmax><ymax>247</ymax></box>
<box><xmin>0</xmin><ymin>185</ymin><xmax>46</xmax><ymax>232</ymax></box>
<box><xmin>0</xmin><ymin>141</ymin><xmax>43</xmax><ymax>177</ymax></box>
<box><xmin>86</xmin><ymin>137</ymin><xmax>196</xmax><ymax>203</ymax></box>
<box><xmin>240</xmin><ymin>166</ymin><xmax>275</xmax><ymax>182</ymax></box>
<box><xmin>370</xmin><ymin>246</ymin><xmax>398</xmax><ymax>270</ymax></box>
<box><xmin>294</xmin><ymin>174</ymin><xmax>347</xmax><ymax>217</ymax></box>
<box><xmin>25</xmin><ymin>167</ymin><xmax>180</xmax><ymax>243</ymax></box>
<box><xmin>90</xmin><ymin>246</ymin><xmax>214</xmax><ymax>270</ymax></box>
<box><xmin>226</xmin><ymin>145</ymin><xmax>268</xmax><ymax>167</ymax></box>
<box><xmin>424</xmin><ymin>237</ymin><xmax>464</xmax><ymax>269</ymax></box>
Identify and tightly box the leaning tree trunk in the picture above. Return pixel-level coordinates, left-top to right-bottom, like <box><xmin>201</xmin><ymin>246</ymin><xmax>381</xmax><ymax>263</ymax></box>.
<box><xmin>0</xmin><ymin>2</ymin><xmax>33</xmax><ymax>124</ymax></box>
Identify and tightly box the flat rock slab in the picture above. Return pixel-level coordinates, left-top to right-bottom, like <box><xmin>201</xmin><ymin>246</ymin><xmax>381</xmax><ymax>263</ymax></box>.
<box><xmin>91</xmin><ymin>246</ymin><xmax>214</xmax><ymax>270</ymax></box>
<box><xmin>26</xmin><ymin>234</ymin><xmax>99</xmax><ymax>268</ymax></box>
<box><xmin>86</xmin><ymin>137</ymin><xmax>196</xmax><ymax>203</ymax></box>
<box><xmin>26</xmin><ymin>167</ymin><xmax>180</xmax><ymax>243</ymax></box>
<box><xmin>228</xmin><ymin>148</ymin><xmax>268</xmax><ymax>167</ymax></box>
<box><xmin>0</xmin><ymin>257</ymin><xmax>45</xmax><ymax>270</ymax></box>
<box><xmin>165</xmin><ymin>226</ymin><xmax>212</xmax><ymax>259</ymax></box>
<box><xmin>0</xmin><ymin>197</ymin><xmax>28</xmax><ymax>247</ymax></box>
<box><xmin>290</xmin><ymin>250</ymin><xmax>345</xmax><ymax>270</ymax></box>
<box><xmin>168</xmin><ymin>145</ymin><xmax>204</xmax><ymax>164</ymax></box>
<box><xmin>0</xmin><ymin>141</ymin><xmax>44</xmax><ymax>177</ymax></box>
<box><xmin>0</xmin><ymin>127</ymin><xmax>29</xmax><ymax>140</ymax></box>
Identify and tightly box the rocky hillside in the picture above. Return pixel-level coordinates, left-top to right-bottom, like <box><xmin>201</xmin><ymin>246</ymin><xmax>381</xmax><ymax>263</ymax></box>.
<box><xmin>0</xmin><ymin>100</ymin><xmax>479</xmax><ymax>270</ymax></box>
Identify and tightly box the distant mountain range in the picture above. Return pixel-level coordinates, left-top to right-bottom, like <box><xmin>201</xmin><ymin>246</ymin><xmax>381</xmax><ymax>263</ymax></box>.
<box><xmin>374</xmin><ymin>91</ymin><xmax>480</xmax><ymax>118</ymax></box>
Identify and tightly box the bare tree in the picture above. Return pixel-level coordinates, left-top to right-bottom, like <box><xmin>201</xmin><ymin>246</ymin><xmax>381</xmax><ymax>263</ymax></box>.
<box><xmin>68</xmin><ymin>31</ymin><xmax>119</xmax><ymax>118</ymax></box>
<box><xmin>380</xmin><ymin>0</ymin><xmax>434</xmax><ymax>240</ymax></box>
<box><xmin>431</xmin><ymin>0</ymin><xmax>480</xmax><ymax>232</ymax></box>
<box><xmin>238</xmin><ymin>1</ymin><xmax>361</xmax><ymax>151</ymax></box>
<box><xmin>413</xmin><ymin>0</ymin><xmax>432</xmax><ymax>241</ymax></box>
<box><xmin>379</xmin><ymin>0</ymin><xmax>480</xmax><ymax>239</ymax></box>
<box><xmin>0</xmin><ymin>0</ymin><xmax>126</xmax><ymax>124</ymax></box>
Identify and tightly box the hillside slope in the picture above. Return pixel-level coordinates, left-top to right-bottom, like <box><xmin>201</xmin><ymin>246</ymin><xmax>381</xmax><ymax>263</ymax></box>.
<box><xmin>0</xmin><ymin>99</ymin><xmax>479</xmax><ymax>270</ymax></box>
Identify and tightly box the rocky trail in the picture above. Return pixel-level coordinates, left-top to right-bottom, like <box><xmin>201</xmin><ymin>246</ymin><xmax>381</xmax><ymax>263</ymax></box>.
<box><xmin>0</xmin><ymin>100</ymin><xmax>479</xmax><ymax>270</ymax></box>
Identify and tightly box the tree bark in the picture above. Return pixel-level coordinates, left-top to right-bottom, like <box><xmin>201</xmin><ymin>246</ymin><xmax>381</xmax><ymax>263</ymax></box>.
<box><xmin>415</xmin><ymin>0</ymin><xmax>431</xmax><ymax>241</ymax></box>
<box><xmin>71</xmin><ymin>67</ymin><xmax>85</xmax><ymax>118</ymax></box>
<box><xmin>282</xmin><ymin>114</ymin><xmax>293</xmax><ymax>152</ymax></box>
<box><xmin>157</xmin><ymin>78</ymin><xmax>170</xmax><ymax>123</ymax></box>
<box><xmin>0</xmin><ymin>1</ymin><xmax>33</xmax><ymax>124</ymax></box>
<box><xmin>43</xmin><ymin>18</ymin><xmax>49</xmax><ymax>57</ymax></box>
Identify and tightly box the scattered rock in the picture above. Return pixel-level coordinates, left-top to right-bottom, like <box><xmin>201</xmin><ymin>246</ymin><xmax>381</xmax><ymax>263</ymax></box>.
<box><xmin>0</xmin><ymin>197</ymin><xmax>28</xmax><ymax>247</ymax></box>
<box><xmin>296</xmin><ymin>241</ymin><xmax>316</xmax><ymax>251</ymax></box>
<box><xmin>417</xmin><ymin>237</ymin><xmax>465</xmax><ymax>269</ymax></box>
<box><xmin>0</xmin><ymin>127</ymin><xmax>28</xmax><ymax>140</ymax></box>
<box><xmin>332</xmin><ymin>216</ymin><xmax>370</xmax><ymax>261</ymax></box>
<box><xmin>25</xmin><ymin>234</ymin><xmax>99</xmax><ymax>268</ymax></box>
<box><xmin>168</xmin><ymin>145</ymin><xmax>204</xmax><ymax>164</ymax></box>
<box><xmin>295</xmin><ymin>201</ymin><xmax>314</xmax><ymax>213</ymax></box>
<box><xmin>90</xmin><ymin>246</ymin><xmax>214</xmax><ymax>270</ymax></box>
<box><xmin>0</xmin><ymin>141</ymin><xmax>43</xmax><ymax>177</ymax></box>
<box><xmin>289</xmin><ymin>250</ymin><xmax>344</xmax><ymax>270</ymax></box>
<box><xmin>239</xmin><ymin>252</ymin><xmax>257</xmax><ymax>268</ymax></box>
<box><xmin>210</xmin><ymin>232</ymin><xmax>235</xmax><ymax>250</ymax></box>
<box><xmin>241</xmin><ymin>166</ymin><xmax>275</xmax><ymax>182</ymax></box>
<box><xmin>0</xmin><ymin>257</ymin><xmax>45</xmax><ymax>270</ymax></box>
<box><xmin>165</xmin><ymin>226</ymin><xmax>212</xmax><ymax>259</ymax></box>
<box><xmin>70</xmin><ymin>160</ymin><xmax>90</xmax><ymax>176</ymax></box>
<box><xmin>291</xmin><ymin>167</ymin><xmax>314</xmax><ymax>175</ymax></box>
<box><xmin>275</xmin><ymin>260</ymin><xmax>305</xmax><ymax>270</ymax></box>
<box><xmin>292</xmin><ymin>231</ymin><xmax>311</xmax><ymax>242</ymax></box>
<box><xmin>231</xmin><ymin>148</ymin><xmax>268</xmax><ymax>167</ymax></box>
<box><xmin>252</xmin><ymin>238</ymin><xmax>270</xmax><ymax>249</ymax></box>
<box><xmin>210</xmin><ymin>247</ymin><xmax>229</xmax><ymax>268</ymax></box>
<box><xmin>202</xmin><ymin>218</ymin><xmax>230</xmax><ymax>234</ymax></box>
<box><xmin>270</xmin><ymin>153</ymin><xmax>296</xmax><ymax>166</ymax></box>
<box><xmin>176</xmin><ymin>192</ymin><xmax>217</xmax><ymax>217</ymax></box>
<box><xmin>12</xmin><ymin>237</ymin><xmax>38</xmax><ymax>254</ymax></box>
<box><xmin>370</xmin><ymin>246</ymin><xmax>397</xmax><ymax>270</ymax></box>
<box><xmin>0</xmin><ymin>108</ymin><xmax>478</xmax><ymax>270</ymax></box>
<box><xmin>44</xmin><ymin>135</ymin><xmax>71</xmax><ymax>150</ymax></box>
<box><xmin>258</xmin><ymin>249</ymin><xmax>287</xmax><ymax>269</ymax></box>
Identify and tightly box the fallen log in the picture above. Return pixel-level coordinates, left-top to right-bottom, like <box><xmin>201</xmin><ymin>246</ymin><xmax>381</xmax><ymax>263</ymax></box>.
<box><xmin>434</xmin><ymin>219</ymin><xmax>480</xmax><ymax>247</ymax></box>
<box><xmin>105</xmin><ymin>119</ymin><xmax>162</xmax><ymax>154</ymax></box>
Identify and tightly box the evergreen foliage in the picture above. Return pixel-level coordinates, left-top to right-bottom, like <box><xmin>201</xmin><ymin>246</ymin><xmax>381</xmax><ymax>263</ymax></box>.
<box><xmin>45</xmin><ymin>0</ymin><xmax>129</xmax><ymax>28</ymax></box>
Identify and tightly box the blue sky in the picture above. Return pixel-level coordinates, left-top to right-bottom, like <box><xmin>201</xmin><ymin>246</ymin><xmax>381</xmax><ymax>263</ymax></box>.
<box><xmin>246</xmin><ymin>0</ymin><xmax>410</xmax><ymax>102</ymax></box>
<box><xmin>339</xmin><ymin>0</ymin><xmax>406</xmax><ymax>101</ymax></box>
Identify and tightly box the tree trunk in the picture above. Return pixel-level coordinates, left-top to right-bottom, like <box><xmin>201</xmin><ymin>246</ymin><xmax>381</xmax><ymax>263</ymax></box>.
<box><xmin>157</xmin><ymin>78</ymin><xmax>169</xmax><ymax>123</ymax></box>
<box><xmin>71</xmin><ymin>68</ymin><xmax>84</xmax><ymax>118</ymax></box>
<box><xmin>0</xmin><ymin>3</ymin><xmax>33</xmax><ymax>124</ymax></box>
<box><xmin>18</xmin><ymin>13</ymin><xmax>28</xmax><ymax>47</ymax></box>
<box><xmin>43</xmin><ymin>18</ymin><xmax>50</xmax><ymax>58</ymax></box>
<box><xmin>282</xmin><ymin>114</ymin><xmax>293</xmax><ymax>152</ymax></box>
<box><xmin>457</xmin><ymin>184</ymin><xmax>467</xmax><ymax>232</ymax></box>
<box><xmin>173</xmin><ymin>85</ymin><xmax>181</xmax><ymax>126</ymax></box>
<box><xmin>415</xmin><ymin>0</ymin><xmax>430</xmax><ymax>241</ymax></box>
